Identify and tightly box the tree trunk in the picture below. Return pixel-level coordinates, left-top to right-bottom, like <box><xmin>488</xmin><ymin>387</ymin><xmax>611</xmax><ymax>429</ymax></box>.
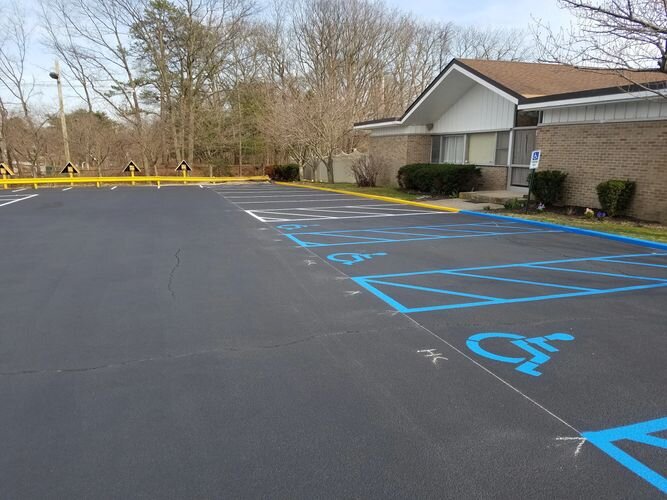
<box><xmin>326</xmin><ymin>153</ymin><xmax>334</xmax><ymax>183</ymax></box>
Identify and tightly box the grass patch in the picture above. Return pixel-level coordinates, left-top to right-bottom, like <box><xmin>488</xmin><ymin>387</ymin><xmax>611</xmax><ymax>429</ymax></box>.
<box><xmin>502</xmin><ymin>212</ymin><xmax>667</xmax><ymax>243</ymax></box>
<box><xmin>293</xmin><ymin>182</ymin><xmax>424</xmax><ymax>201</ymax></box>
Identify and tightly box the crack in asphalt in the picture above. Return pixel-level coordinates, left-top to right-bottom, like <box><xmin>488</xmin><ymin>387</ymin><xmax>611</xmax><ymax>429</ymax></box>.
<box><xmin>0</xmin><ymin>329</ymin><xmax>375</xmax><ymax>377</ymax></box>
<box><xmin>167</xmin><ymin>248</ymin><xmax>181</xmax><ymax>299</ymax></box>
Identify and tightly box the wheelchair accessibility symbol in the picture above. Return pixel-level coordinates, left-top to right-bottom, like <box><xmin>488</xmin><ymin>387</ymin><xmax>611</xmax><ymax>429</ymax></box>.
<box><xmin>327</xmin><ymin>252</ymin><xmax>387</xmax><ymax>266</ymax></box>
<box><xmin>466</xmin><ymin>332</ymin><xmax>574</xmax><ymax>376</ymax></box>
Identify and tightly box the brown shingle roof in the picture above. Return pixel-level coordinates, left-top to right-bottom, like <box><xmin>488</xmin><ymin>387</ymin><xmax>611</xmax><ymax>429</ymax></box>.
<box><xmin>458</xmin><ymin>59</ymin><xmax>667</xmax><ymax>99</ymax></box>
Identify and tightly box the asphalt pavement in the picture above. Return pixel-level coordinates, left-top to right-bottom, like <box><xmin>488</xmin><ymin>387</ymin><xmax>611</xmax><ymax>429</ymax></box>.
<box><xmin>0</xmin><ymin>183</ymin><xmax>664</xmax><ymax>498</ymax></box>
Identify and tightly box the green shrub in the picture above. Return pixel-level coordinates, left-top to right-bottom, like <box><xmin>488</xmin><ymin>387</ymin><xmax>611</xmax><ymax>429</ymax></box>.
<box><xmin>528</xmin><ymin>170</ymin><xmax>568</xmax><ymax>206</ymax></box>
<box><xmin>269</xmin><ymin>164</ymin><xmax>300</xmax><ymax>182</ymax></box>
<box><xmin>596</xmin><ymin>179</ymin><xmax>635</xmax><ymax>216</ymax></box>
<box><xmin>503</xmin><ymin>198</ymin><xmax>525</xmax><ymax>210</ymax></box>
<box><xmin>396</xmin><ymin>163</ymin><xmax>481</xmax><ymax>196</ymax></box>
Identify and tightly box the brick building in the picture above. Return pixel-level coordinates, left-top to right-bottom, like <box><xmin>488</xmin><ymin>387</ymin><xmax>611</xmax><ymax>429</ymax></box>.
<box><xmin>354</xmin><ymin>59</ymin><xmax>667</xmax><ymax>222</ymax></box>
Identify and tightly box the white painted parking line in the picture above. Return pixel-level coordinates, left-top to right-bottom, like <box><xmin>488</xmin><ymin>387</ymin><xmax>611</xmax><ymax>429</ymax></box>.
<box><xmin>244</xmin><ymin>204</ymin><xmax>448</xmax><ymax>222</ymax></box>
<box><xmin>233</xmin><ymin>198</ymin><xmax>350</xmax><ymax>204</ymax></box>
<box><xmin>0</xmin><ymin>193</ymin><xmax>38</xmax><ymax>208</ymax></box>
<box><xmin>62</xmin><ymin>187</ymin><xmax>73</xmax><ymax>191</ymax></box>
<box><xmin>11</xmin><ymin>188</ymin><xmax>28</xmax><ymax>193</ymax></box>
<box><xmin>225</xmin><ymin>193</ymin><xmax>346</xmax><ymax>199</ymax></box>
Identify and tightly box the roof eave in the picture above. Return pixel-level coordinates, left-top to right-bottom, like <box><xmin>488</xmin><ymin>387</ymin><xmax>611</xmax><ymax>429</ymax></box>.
<box><xmin>518</xmin><ymin>82</ymin><xmax>667</xmax><ymax>110</ymax></box>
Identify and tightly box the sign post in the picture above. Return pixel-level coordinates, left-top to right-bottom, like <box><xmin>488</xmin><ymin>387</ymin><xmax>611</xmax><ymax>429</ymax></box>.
<box><xmin>0</xmin><ymin>162</ymin><xmax>13</xmax><ymax>189</ymax></box>
<box><xmin>122</xmin><ymin>161</ymin><xmax>141</xmax><ymax>185</ymax></box>
<box><xmin>175</xmin><ymin>160</ymin><xmax>192</xmax><ymax>184</ymax></box>
<box><xmin>60</xmin><ymin>162</ymin><xmax>80</xmax><ymax>187</ymax></box>
<box><xmin>525</xmin><ymin>150</ymin><xmax>541</xmax><ymax>213</ymax></box>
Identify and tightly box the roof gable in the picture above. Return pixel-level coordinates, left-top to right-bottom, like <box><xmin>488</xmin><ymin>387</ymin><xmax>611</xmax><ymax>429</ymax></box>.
<box><xmin>355</xmin><ymin>59</ymin><xmax>667</xmax><ymax>129</ymax></box>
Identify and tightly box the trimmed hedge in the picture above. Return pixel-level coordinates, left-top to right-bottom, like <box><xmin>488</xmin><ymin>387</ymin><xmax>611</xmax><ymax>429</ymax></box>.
<box><xmin>397</xmin><ymin>163</ymin><xmax>481</xmax><ymax>196</ymax></box>
<box><xmin>528</xmin><ymin>170</ymin><xmax>568</xmax><ymax>206</ymax></box>
<box><xmin>596</xmin><ymin>179</ymin><xmax>635</xmax><ymax>216</ymax></box>
<box><xmin>269</xmin><ymin>164</ymin><xmax>300</xmax><ymax>182</ymax></box>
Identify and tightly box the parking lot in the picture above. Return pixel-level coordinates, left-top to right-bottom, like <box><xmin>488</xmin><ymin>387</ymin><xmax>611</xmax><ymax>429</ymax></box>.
<box><xmin>0</xmin><ymin>183</ymin><xmax>665</xmax><ymax>497</ymax></box>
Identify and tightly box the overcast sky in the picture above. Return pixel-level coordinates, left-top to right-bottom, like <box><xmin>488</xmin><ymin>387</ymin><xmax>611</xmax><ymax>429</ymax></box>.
<box><xmin>388</xmin><ymin>0</ymin><xmax>571</xmax><ymax>28</ymax></box>
<box><xmin>2</xmin><ymin>0</ymin><xmax>573</xmax><ymax>114</ymax></box>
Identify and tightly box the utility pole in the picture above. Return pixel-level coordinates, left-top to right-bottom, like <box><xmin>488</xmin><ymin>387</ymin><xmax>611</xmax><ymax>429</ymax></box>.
<box><xmin>49</xmin><ymin>60</ymin><xmax>71</xmax><ymax>165</ymax></box>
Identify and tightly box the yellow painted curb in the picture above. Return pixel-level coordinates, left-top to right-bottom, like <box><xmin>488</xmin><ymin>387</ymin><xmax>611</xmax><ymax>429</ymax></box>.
<box><xmin>275</xmin><ymin>182</ymin><xmax>460</xmax><ymax>213</ymax></box>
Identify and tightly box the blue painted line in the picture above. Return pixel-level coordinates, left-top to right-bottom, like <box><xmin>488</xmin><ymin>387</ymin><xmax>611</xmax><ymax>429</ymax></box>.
<box><xmin>314</xmin><ymin>233</ymin><xmax>396</xmax><ymax>242</ymax></box>
<box><xmin>526</xmin><ymin>264</ymin><xmax>667</xmax><ymax>282</ymax></box>
<box><xmin>364</xmin><ymin>228</ymin><xmax>468</xmax><ymax>237</ymax></box>
<box><xmin>600</xmin><ymin>258</ymin><xmax>667</xmax><ymax>269</ymax></box>
<box><xmin>460</xmin><ymin>210</ymin><xmax>667</xmax><ymax>251</ymax></box>
<box><xmin>286</xmin><ymin>221</ymin><xmax>521</xmax><ymax>236</ymax></box>
<box><xmin>423</xmin><ymin>225</ymin><xmax>536</xmax><ymax>234</ymax></box>
<box><xmin>448</xmin><ymin>271</ymin><xmax>598</xmax><ymax>292</ymax></box>
<box><xmin>352</xmin><ymin>252</ymin><xmax>667</xmax><ymax>313</ymax></box>
<box><xmin>357</xmin><ymin>252</ymin><xmax>667</xmax><ymax>280</ymax></box>
<box><xmin>364</xmin><ymin>279</ymin><xmax>500</xmax><ymax>301</ymax></box>
<box><xmin>381</xmin><ymin>282</ymin><xmax>667</xmax><ymax>313</ymax></box>
<box><xmin>285</xmin><ymin>229</ymin><xmax>561</xmax><ymax>248</ymax></box>
<box><xmin>582</xmin><ymin>416</ymin><xmax>667</xmax><ymax>493</ymax></box>
<box><xmin>351</xmin><ymin>277</ymin><xmax>408</xmax><ymax>312</ymax></box>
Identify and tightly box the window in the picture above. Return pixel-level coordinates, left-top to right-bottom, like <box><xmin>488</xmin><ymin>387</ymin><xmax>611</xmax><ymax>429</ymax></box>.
<box><xmin>495</xmin><ymin>131</ymin><xmax>510</xmax><ymax>165</ymax></box>
<box><xmin>516</xmin><ymin>110</ymin><xmax>540</xmax><ymax>127</ymax></box>
<box><xmin>467</xmin><ymin>133</ymin><xmax>496</xmax><ymax>165</ymax></box>
<box><xmin>511</xmin><ymin>129</ymin><xmax>536</xmax><ymax>165</ymax></box>
<box><xmin>431</xmin><ymin>136</ymin><xmax>441</xmax><ymax>163</ymax></box>
<box><xmin>442</xmin><ymin>135</ymin><xmax>465</xmax><ymax>164</ymax></box>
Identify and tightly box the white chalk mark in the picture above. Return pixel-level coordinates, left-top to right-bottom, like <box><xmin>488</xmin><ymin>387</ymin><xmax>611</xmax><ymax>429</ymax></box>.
<box><xmin>305</xmin><ymin>259</ymin><xmax>317</xmax><ymax>266</ymax></box>
<box><xmin>345</xmin><ymin>290</ymin><xmax>361</xmax><ymax>296</ymax></box>
<box><xmin>417</xmin><ymin>348</ymin><xmax>448</xmax><ymax>364</ymax></box>
<box><xmin>556</xmin><ymin>436</ymin><xmax>587</xmax><ymax>456</ymax></box>
<box><xmin>110</xmin><ymin>186</ymin><xmax>117</xmax><ymax>190</ymax></box>
<box><xmin>379</xmin><ymin>310</ymin><xmax>401</xmax><ymax>316</ymax></box>
<box><xmin>62</xmin><ymin>187</ymin><xmax>72</xmax><ymax>191</ymax></box>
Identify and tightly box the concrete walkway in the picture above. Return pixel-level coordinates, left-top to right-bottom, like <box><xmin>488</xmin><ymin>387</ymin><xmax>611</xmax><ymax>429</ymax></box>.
<box><xmin>425</xmin><ymin>198</ymin><xmax>504</xmax><ymax>211</ymax></box>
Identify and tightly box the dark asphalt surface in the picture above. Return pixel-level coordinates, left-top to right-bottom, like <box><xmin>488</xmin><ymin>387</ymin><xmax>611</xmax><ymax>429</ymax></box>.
<box><xmin>0</xmin><ymin>184</ymin><xmax>665</xmax><ymax>498</ymax></box>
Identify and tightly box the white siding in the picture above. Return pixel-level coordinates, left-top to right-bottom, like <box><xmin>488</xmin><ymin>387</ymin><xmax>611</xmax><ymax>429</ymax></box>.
<box><xmin>432</xmin><ymin>84</ymin><xmax>515</xmax><ymax>134</ymax></box>
<box><xmin>542</xmin><ymin>99</ymin><xmax>667</xmax><ymax>124</ymax></box>
<box><xmin>369</xmin><ymin>125</ymin><xmax>429</xmax><ymax>137</ymax></box>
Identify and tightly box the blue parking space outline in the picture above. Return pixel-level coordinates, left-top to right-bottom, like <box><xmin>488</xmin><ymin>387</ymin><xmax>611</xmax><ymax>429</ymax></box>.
<box><xmin>282</xmin><ymin>221</ymin><xmax>562</xmax><ymax>248</ymax></box>
<box><xmin>351</xmin><ymin>252</ymin><xmax>667</xmax><ymax>313</ymax></box>
<box><xmin>582</xmin><ymin>416</ymin><xmax>667</xmax><ymax>493</ymax></box>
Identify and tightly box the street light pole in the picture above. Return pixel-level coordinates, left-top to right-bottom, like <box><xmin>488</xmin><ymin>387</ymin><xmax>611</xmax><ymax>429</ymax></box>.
<box><xmin>50</xmin><ymin>60</ymin><xmax>71</xmax><ymax>165</ymax></box>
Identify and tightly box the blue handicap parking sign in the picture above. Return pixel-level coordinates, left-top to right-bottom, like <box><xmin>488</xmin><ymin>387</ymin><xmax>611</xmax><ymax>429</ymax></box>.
<box><xmin>466</xmin><ymin>332</ymin><xmax>574</xmax><ymax>376</ymax></box>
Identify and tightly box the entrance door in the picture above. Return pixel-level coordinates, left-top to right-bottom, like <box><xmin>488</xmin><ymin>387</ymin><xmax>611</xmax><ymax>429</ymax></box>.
<box><xmin>509</xmin><ymin>128</ymin><xmax>536</xmax><ymax>188</ymax></box>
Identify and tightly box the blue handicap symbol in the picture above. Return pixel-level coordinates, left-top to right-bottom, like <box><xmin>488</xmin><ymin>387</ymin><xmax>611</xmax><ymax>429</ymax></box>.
<box><xmin>582</xmin><ymin>416</ymin><xmax>667</xmax><ymax>493</ymax></box>
<box><xmin>466</xmin><ymin>332</ymin><xmax>574</xmax><ymax>376</ymax></box>
<box><xmin>327</xmin><ymin>252</ymin><xmax>387</xmax><ymax>266</ymax></box>
<box><xmin>277</xmin><ymin>224</ymin><xmax>318</xmax><ymax>230</ymax></box>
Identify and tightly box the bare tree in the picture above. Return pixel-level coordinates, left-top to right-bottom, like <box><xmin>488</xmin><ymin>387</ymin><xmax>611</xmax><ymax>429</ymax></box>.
<box><xmin>534</xmin><ymin>1</ymin><xmax>667</xmax><ymax>80</ymax></box>
<box><xmin>0</xmin><ymin>2</ymin><xmax>35</xmax><ymax>121</ymax></box>
<box><xmin>451</xmin><ymin>26</ymin><xmax>533</xmax><ymax>61</ymax></box>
